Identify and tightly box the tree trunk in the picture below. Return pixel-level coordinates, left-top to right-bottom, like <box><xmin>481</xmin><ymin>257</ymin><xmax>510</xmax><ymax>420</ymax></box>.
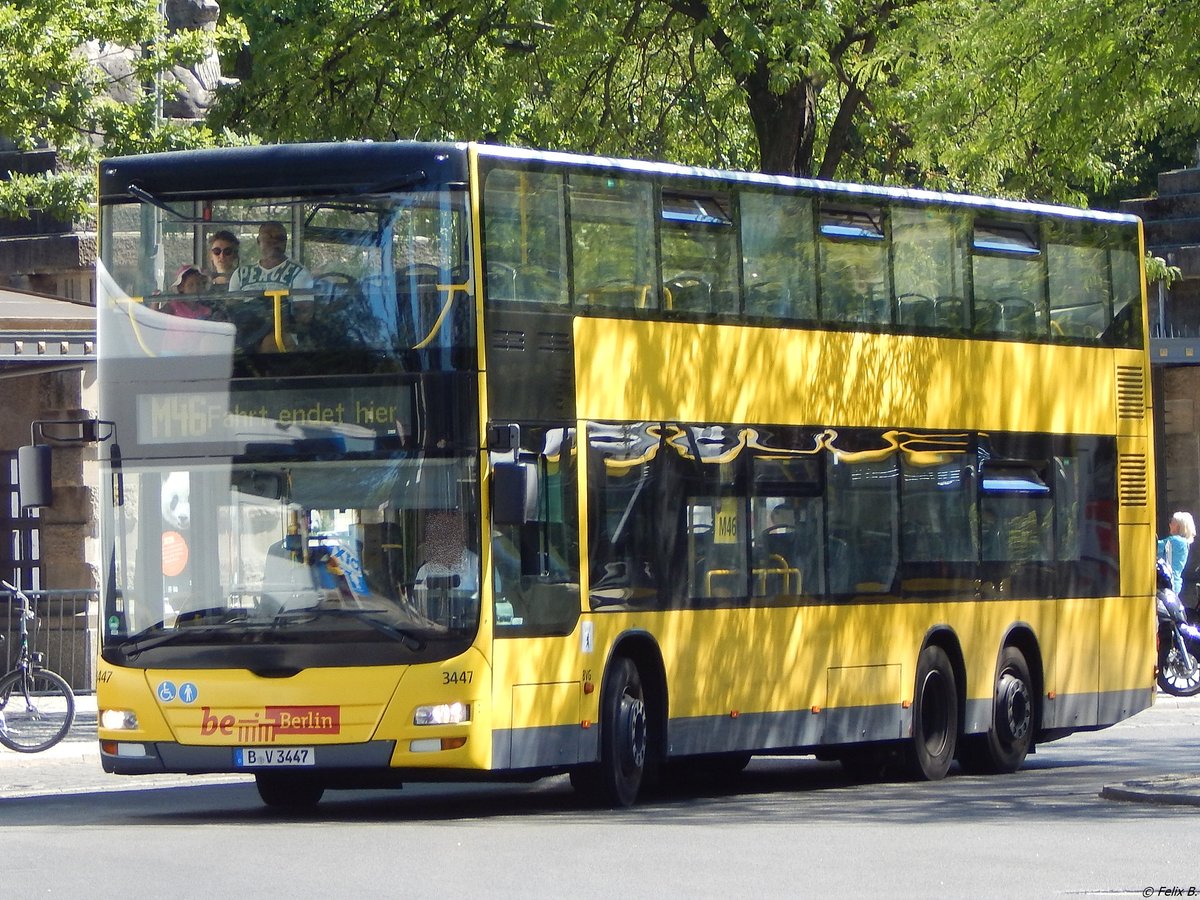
<box><xmin>744</xmin><ymin>76</ymin><xmax>818</xmax><ymax>177</ymax></box>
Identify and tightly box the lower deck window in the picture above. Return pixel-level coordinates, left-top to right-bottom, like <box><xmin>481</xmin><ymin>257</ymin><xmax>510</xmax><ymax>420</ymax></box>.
<box><xmin>586</xmin><ymin>423</ymin><xmax>1118</xmax><ymax>609</ymax></box>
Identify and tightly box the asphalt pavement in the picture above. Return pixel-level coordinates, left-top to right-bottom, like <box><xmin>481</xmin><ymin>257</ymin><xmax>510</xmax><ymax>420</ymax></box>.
<box><xmin>0</xmin><ymin>694</ymin><xmax>251</xmax><ymax>798</ymax></box>
<box><xmin>2</xmin><ymin>693</ymin><xmax>1199</xmax><ymax>804</ymax></box>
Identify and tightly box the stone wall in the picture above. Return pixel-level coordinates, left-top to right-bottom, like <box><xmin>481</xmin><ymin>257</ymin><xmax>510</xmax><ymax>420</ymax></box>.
<box><xmin>1</xmin><ymin>365</ymin><xmax>99</xmax><ymax>591</ymax></box>
<box><xmin>0</xmin><ymin>149</ymin><xmax>96</xmax><ymax>301</ymax></box>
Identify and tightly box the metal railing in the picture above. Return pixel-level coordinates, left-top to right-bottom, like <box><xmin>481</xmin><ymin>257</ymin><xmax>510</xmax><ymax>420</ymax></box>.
<box><xmin>1151</xmin><ymin>288</ymin><xmax>1200</xmax><ymax>339</ymax></box>
<box><xmin>0</xmin><ymin>589</ymin><xmax>97</xmax><ymax>693</ymax></box>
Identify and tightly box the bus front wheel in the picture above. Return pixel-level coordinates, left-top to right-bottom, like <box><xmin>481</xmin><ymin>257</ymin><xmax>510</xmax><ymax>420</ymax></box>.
<box><xmin>572</xmin><ymin>656</ymin><xmax>648</xmax><ymax>807</ymax></box>
<box><xmin>907</xmin><ymin>644</ymin><xmax>958</xmax><ymax>780</ymax></box>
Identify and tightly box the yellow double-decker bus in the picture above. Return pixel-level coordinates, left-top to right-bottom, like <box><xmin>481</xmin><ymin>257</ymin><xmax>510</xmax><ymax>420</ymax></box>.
<box><xmin>94</xmin><ymin>142</ymin><xmax>1155</xmax><ymax>808</ymax></box>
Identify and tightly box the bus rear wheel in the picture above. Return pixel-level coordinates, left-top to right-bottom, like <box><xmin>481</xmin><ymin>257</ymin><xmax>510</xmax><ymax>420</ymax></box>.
<box><xmin>907</xmin><ymin>644</ymin><xmax>958</xmax><ymax>781</ymax></box>
<box><xmin>255</xmin><ymin>772</ymin><xmax>325</xmax><ymax>809</ymax></box>
<box><xmin>959</xmin><ymin>646</ymin><xmax>1034</xmax><ymax>774</ymax></box>
<box><xmin>572</xmin><ymin>656</ymin><xmax>647</xmax><ymax>807</ymax></box>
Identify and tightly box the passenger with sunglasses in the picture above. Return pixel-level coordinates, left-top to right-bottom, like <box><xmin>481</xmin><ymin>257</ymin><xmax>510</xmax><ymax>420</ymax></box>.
<box><xmin>207</xmin><ymin>230</ymin><xmax>240</xmax><ymax>289</ymax></box>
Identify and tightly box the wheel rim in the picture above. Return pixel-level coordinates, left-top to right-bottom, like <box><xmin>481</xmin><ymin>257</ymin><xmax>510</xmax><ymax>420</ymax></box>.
<box><xmin>619</xmin><ymin>691</ymin><xmax>647</xmax><ymax>774</ymax></box>
<box><xmin>997</xmin><ymin>671</ymin><xmax>1031</xmax><ymax>743</ymax></box>
<box><xmin>1164</xmin><ymin>645</ymin><xmax>1200</xmax><ymax>690</ymax></box>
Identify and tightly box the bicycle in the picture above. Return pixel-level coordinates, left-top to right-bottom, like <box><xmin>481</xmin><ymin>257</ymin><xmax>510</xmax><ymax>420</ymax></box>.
<box><xmin>0</xmin><ymin>580</ymin><xmax>76</xmax><ymax>752</ymax></box>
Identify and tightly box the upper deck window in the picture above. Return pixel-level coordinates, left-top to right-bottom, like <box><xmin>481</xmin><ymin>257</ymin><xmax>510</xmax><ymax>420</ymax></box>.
<box><xmin>891</xmin><ymin>207</ymin><xmax>970</xmax><ymax>331</ymax></box>
<box><xmin>820</xmin><ymin>207</ymin><xmax>885</xmax><ymax>242</ymax></box>
<box><xmin>973</xmin><ymin>222</ymin><xmax>1040</xmax><ymax>256</ymax></box>
<box><xmin>1046</xmin><ymin>222</ymin><xmax>1109</xmax><ymax>342</ymax></box>
<box><xmin>98</xmin><ymin>187</ymin><xmax>474</xmax><ymax>372</ymax></box>
<box><xmin>659</xmin><ymin>189</ymin><xmax>738</xmax><ymax>315</ymax></box>
<box><xmin>1107</xmin><ymin>237</ymin><xmax>1144</xmax><ymax>348</ymax></box>
<box><xmin>482</xmin><ymin>168</ymin><xmax>569</xmax><ymax>306</ymax></box>
<box><xmin>477</xmin><ymin>154</ymin><xmax>1140</xmax><ymax>349</ymax></box>
<box><xmin>971</xmin><ymin>219</ymin><xmax>1047</xmax><ymax>339</ymax></box>
<box><xmin>571</xmin><ymin>175</ymin><xmax>657</xmax><ymax>311</ymax></box>
<box><xmin>819</xmin><ymin>204</ymin><xmax>891</xmax><ymax>325</ymax></box>
<box><xmin>740</xmin><ymin>191</ymin><xmax>817</xmax><ymax>322</ymax></box>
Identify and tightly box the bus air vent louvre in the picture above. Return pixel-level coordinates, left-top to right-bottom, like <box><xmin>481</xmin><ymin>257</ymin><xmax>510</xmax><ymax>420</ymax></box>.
<box><xmin>1115</xmin><ymin>365</ymin><xmax>1146</xmax><ymax>420</ymax></box>
<box><xmin>538</xmin><ymin>331</ymin><xmax>572</xmax><ymax>353</ymax></box>
<box><xmin>492</xmin><ymin>329</ymin><xmax>526</xmax><ymax>351</ymax></box>
<box><xmin>1117</xmin><ymin>453</ymin><xmax>1149</xmax><ymax>507</ymax></box>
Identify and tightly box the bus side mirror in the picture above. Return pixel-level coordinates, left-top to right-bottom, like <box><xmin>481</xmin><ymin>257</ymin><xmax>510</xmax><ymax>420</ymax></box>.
<box><xmin>17</xmin><ymin>444</ymin><xmax>52</xmax><ymax>508</ymax></box>
<box><xmin>492</xmin><ymin>461</ymin><xmax>539</xmax><ymax>525</ymax></box>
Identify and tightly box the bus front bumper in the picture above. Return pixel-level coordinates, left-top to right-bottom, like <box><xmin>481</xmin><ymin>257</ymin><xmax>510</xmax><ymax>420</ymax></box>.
<box><xmin>99</xmin><ymin>739</ymin><xmax>397</xmax><ymax>775</ymax></box>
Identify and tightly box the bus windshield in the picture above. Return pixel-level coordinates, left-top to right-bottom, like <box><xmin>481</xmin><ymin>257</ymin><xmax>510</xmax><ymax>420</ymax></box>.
<box><xmin>98</xmin><ymin>187</ymin><xmax>473</xmax><ymax>372</ymax></box>
<box><xmin>103</xmin><ymin>454</ymin><xmax>480</xmax><ymax>668</ymax></box>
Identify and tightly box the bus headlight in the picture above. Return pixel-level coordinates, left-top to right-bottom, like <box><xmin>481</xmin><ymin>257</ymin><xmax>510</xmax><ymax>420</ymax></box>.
<box><xmin>413</xmin><ymin>702</ymin><xmax>470</xmax><ymax>725</ymax></box>
<box><xmin>100</xmin><ymin>708</ymin><xmax>139</xmax><ymax>730</ymax></box>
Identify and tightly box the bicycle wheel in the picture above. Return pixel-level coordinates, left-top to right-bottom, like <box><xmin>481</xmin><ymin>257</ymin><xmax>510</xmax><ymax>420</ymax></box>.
<box><xmin>0</xmin><ymin>667</ymin><xmax>76</xmax><ymax>753</ymax></box>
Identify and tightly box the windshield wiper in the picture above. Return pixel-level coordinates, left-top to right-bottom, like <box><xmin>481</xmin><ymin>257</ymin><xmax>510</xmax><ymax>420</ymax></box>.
<box><xmin>118</xmin><ymin>605</ymin><xmax>433</xmax><ymax>657</ymax></box>
<box><xmin>272</xmin><ymin>606</ymin><xmax>427</xmax><ymax>650</ymax></box>
<box><xmin>128</xmin><ymin>183</ymin><xmax>191</xmax><ymax>220</ymax></box>
<box><xmin>117</xmin><ymin>623</ymin><xmax>253</xmax><ymax>657</ymax></box>
<box><xmin>116</xmin><ymin>606</ymin><xmax>269</xmax><ymax>655</ymax></box>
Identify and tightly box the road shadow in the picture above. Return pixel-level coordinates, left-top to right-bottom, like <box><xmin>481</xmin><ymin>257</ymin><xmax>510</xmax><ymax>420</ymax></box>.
<box><xmin>3</xmin><ymin>748</ymin><xmax>1195</xmax><ymax>828</ymax></box>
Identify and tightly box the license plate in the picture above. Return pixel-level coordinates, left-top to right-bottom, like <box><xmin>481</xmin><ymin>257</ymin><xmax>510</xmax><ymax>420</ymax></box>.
<box><xmin>234</xmin><ymin>747</ymin><xmax>315</xmax><ymax>767</ymax></box>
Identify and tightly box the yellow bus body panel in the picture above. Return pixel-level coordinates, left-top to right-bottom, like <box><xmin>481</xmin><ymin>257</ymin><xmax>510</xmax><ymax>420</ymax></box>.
<box><xmin>574</xmin><ymin>318</ymin><xmax>1125</xmax><ymax>435</ymax></box>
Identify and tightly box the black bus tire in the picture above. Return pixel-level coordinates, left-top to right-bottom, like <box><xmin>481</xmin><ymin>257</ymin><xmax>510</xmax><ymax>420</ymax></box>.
<box><xmin>959</xmin><ymin>646</ymin><xmax>1035</xmax><ymax>774</ymax></box>
<box><xmin>581</xmin><ymin>656</ymin><xmax>648</xmax><ymax>808</ymax></box>
<box><xmin>907</xmin><ymin>644</ymin><xmax>958</xmax><ymax>781</ymax></box>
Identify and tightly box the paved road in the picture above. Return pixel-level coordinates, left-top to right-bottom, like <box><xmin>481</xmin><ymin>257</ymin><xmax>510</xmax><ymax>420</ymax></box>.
<box><xmin>3</xmin><ymin>694</ymin><xmax>1200</xmax><ymax>898</ymax></box>
<box><xmin>0</xmin><ymin>695</ymin><xmax>253</xmax><ymax>797</ymax></box>
<box><xmin>4</xmin><ymin>692</ymin><xmax>1200</xmax><ymax>803</ymax></box>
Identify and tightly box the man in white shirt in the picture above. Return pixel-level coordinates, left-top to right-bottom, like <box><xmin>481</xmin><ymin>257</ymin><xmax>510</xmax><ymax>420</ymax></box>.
<box><xmin>228</xmin><ymin>221</ymin><xmax>314</xmax><ymax>293</ymax></box>
<box><xmin>227</xmin><ymin>221</ymin><xmax>315</xmax><ymax>352</ymax></box>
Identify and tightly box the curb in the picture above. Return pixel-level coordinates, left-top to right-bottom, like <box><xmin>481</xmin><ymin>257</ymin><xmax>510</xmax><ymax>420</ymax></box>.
<box><xmin>1100</xmin><ymin>775</ymin><xmax>1200</xmax><ymax>807</ymax></box>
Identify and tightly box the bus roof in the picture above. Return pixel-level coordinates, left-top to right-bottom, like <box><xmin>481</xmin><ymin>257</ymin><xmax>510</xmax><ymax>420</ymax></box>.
<box><xmin>100</xmin><ymin>140</ymin><xmax>1139</xmax><ymax>226</ymax></box>
<box><xmin>476</xmin><ymin>144</ymin><xmax>1140</xmax><ymax>226</ymax></box>
<box><xmin>99</xmin><ymin>141</ymin><xmax>471</xmax><ymax>203</ymax></box>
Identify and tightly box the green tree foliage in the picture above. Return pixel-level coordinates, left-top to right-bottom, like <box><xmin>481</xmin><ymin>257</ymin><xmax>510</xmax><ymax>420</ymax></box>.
<box><xmin>213</xmin><ymin>0</ymin><xmax>935</xmax><ymax>178</ymax></box>
<box><xmin>1147</xmin><ymin>254</ymin><xmax>1183</xmax><ymax>287</ymax></box>
<box><xmin>215</xmin><ymin>0</ymin><xmax>1200</xmax><ymax>206</ymax></box>
<box><xmin>0</xmin><ymin>0</ymin><xmax>232</xmax><ymax>221</ymax></box>
<box><xmin>8</xmin><ymin>0</ymin><xmax>1200</xmax><ymax>219</ymax></box>
<box><xmin>894</xmin><ymin>0</ymin><xmax>1200</xmax><ymax>204</ymax></box>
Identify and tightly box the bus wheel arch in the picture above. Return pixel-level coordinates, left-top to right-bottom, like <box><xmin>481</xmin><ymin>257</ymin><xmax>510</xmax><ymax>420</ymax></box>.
<box><xmin>572</xmin><ymin>632</ymin><xmax>667</xmax><ymax>807</ymax></box>
<box><xmin>959</xmin><ymin>627</ymin><xmax>1042</xmax><ymax>775</ymax></box>
<box><xmin>907</xmin><ymin>629</ymin><xmax>964</xmax><ymax>781</ymax></box>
